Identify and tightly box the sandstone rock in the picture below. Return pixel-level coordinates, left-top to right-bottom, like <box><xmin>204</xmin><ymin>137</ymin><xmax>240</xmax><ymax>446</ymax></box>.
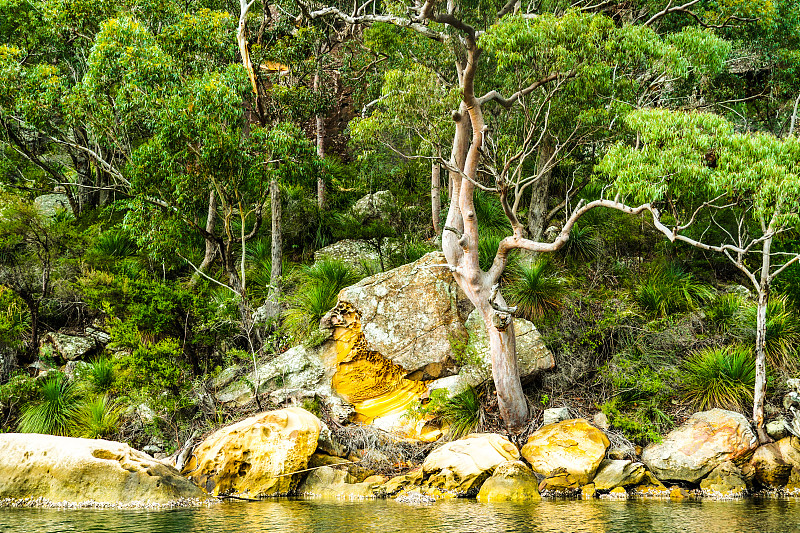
<box><xmin>591</xmin><ymin>459</ymin><xmax>646</xmax><ymax>491</ymax></box>
<box><xmin>215</xmin><ymin>346</ymin><xmax>325</xmax><ymax>406</ymax></box>
<box><xmin>34</xmin><ymin>193</ymin><xmax>70</xmax><ymax>219</ymax></box>
<box><xmin>333</xmin><ymin>252</ymin><xmax>470</xmax><ymax>376</ymax></box>
<box><xmin>699</xmin><ymin>461</ymin><xmax>747</xmax><ymax>497</ymax></box>
<box><xmin>182</xmin><ymin>407</ymin><xmax>321</xmax><ymax>497</ymax></box>
<box><xmin>601</xmin><ymin>487</ymin><xmax>628</xmax><ymax>500</ymax></box>
<box><xmin>521</xmin><ymin>419</ymin><xmax>609</xmax><ymax>485</ymax></box>
<box><xmin>749</xmin><ymin>436</ymin><xmax>800</xmax><ymax>488</ymax></box>
<box><xmin>350</xmin><ymin>190</ymin><xmax>396</xmax><ymax>221</ymax></box>
<box><xmin>476</xmin><ymin>460</ymin><xmax>541</xmax><ymax>502</ymax></box>
<box><xmin>766</xmin><ymin>418</ymin><xmax>789</xmax><ymax>441</ymax></box>
<box><xmin>210</xmin><ymin>365</ymin><xmax>241</xmax><ymax>391</ymax></box>
<box><xmin>314</xmin><ymin>239</ymin><xmax>395</xmax><ymax>271</ymax></box>
<box><xmin>0</xmin><ymin>434</ymin><xmax>208</xmax><ymax>505</ymax></box>
<box><xmin>593</xmin><ymin>412</ymin><xmax>610</xmax><ymax>431</ymax></box>
<box><xmin>422</xmin><ymin>433</ymin><xmax>520</xmax><ymax>495</ymax></box>
<box><xmin>297</xmin><ymin>466</ymin><xmax>377</xmax><ymax>499</ymax></box>
<box><xmin>641</xmin><ymin>409</ymin><xmax>758</xmax><ymax>483</ymax></box>
<box><xmin>538</xmin><ymin>468</ymin><xmax>581</xmax><ymax>492</ymax></box>
<box><xmin>630</xmin><ymin>471</ymin><xmax>669</xmax><ymax>497</ymax></box>
<box><xmin>41</xmin><ymin>332</ymin><xmax>97</xmax><ymax>361</ymax></box>
<box><xmin>543</xmin><ymin>407</ymin><xmax>571</xmax><ymax>426</ymax></box>
<box><xmin>581</xmin><ymin>483</ymin><xmax>596</xmax><ymax>499</ymax></box>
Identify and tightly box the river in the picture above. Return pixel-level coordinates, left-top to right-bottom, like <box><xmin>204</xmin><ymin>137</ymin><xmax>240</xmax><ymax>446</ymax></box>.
<box><xmin>2</xmin><ymin>498</ymin><xmax>800</xmax><ymax>533</ymax></box>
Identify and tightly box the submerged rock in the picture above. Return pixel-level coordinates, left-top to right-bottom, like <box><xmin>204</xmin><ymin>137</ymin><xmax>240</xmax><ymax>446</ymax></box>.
<box><xmin>642</xmin><ymin>409</ymin><xmax>758</xmax><ymax>483</ymax></box>
<box><xmin>421</xmin><ymin>433</ymin><xmax>520</xmax><ymax>495</ymax></box>
<box><xmin>476</xmin><ymin>460</ymin><xmax>541</xmax><ymax>502</ymax></box>
<box><xmin>182</xmin><ymin>407</ymin><xmax>320</xmax><ymax>497</ymax></box>
<box><xmin>0</xmin><ymin>434</ymin><xmax>208</xmax><ymax>506</ymax></box>
<box><xmin>521</xmin><ymin>419</ymin><xmax>609</xmax><ymax>486</ymax></box>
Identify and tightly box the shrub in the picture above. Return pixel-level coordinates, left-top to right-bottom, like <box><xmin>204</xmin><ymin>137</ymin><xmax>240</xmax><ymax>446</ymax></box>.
<box><xmin>17</xmin><ymin>373</ymin><xmax>82</xmax><ymax>436</ymax></box>
<box><xmin>600</xmin><ymin>398</ymin><xmax>672</xmax><ymax>444</ymax></box>
<box><xmin>505</xmin><ymin>259</ymin><xmax>565</xmax><ymax>321</ymax></box>
<box><xmin>737</xmin><ymin>295</ymin><xmax>800</xmax><ymax>371</ymax></box>
<box><xmin>559</xmin><ymin>224</ymin><xmax>602</xmax><ymax>262</ymax></box>
<box><xmin>283</xmin><ymin>259</ymin><xmax>361</xmax><ymax>340</ymax></box>
<box><xmin>117</xmin><ymin>338</ymin><xmax>192</xmax><ymax>411</ymax></box>
<box><xmin>633</xmin><ymin>263</ymin><xmax>713</xmax><ymax>316</ymax></box>
<box><xmin>85</xmin><ymin>358</ymin><xmax>116</xmax><ymax>393</ymax></box>
<box><xmin>75</xmin><ymin>395</ymin><xmax>123</xmax><ymax>439</ymax></box>
<box><xmin>681</xmin><ymin>345</ymin><xmax>755</xmax><ymax>411</ymax></box>
<box><xmin>704</xmin><ymin>292</ymin><xmax>744</xmax><ymax>333</ymax></box>
<box><xmin>407</xmin><ymin>387</ymin><xmax>482</xmax><ymax>439</ymax></box>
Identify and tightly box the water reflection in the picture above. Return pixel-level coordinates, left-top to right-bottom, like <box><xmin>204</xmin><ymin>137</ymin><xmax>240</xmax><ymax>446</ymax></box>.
<box><xmin>2</xmin><ymin>498</ymin><xmax>800</xmax><ymax>533</ymax></box>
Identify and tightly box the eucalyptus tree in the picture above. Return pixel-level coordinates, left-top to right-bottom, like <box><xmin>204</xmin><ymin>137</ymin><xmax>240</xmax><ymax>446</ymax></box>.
<box><xmin>295</xmin><ymin>0</ymin><xmax>747</xmax><ymax>430</ymax></box>
<box><xmin>599</xmin><ymin>108</ymin><xmax>800</xmax><ymax>442</ymax></box>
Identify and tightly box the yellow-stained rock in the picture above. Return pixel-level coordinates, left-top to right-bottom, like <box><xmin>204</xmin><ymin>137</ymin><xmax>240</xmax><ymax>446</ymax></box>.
<box><xmin>422</xmin><ymin>433</ymin><xmax>520</xmax><ymax>495</ymax></box>
<box><xmin>581</xmin><ymin>483</ymin><xmax>596</xmax><ymax>499</ymax></box>
<box><xmin>297</xmin><ymin>466</ymin><xmax>377</xmax><ymax>499</ymax></box>
<box><xmin>630</xmin><ymin>471</ymin><xmax>669</xmax><ymax>498</ymax></box>
<box><xmin>699</xmin><ymin>461</ymin><xmax>747</xmax><ymax>498</ymax></box>
<box><xmin>477</xmin><ymin>460</ymin><xmax>541</xmax><ymax>502</ymax></box>
<box><xmin>182</xmin><ymin>407</ymin><xmax>320</xmax><ymax>497</ymax></box>
<box><xmin>521</xmin><ymin>419</ymin><xmax>609</xmax><ymax>485</ymax></box>
<box><xmin>538</xmin><ymin>468</ymin><xmax>581</xmax><ymax>492</ymax></box>
<box><xmin>0</xmin><ymin>434</ymin><xmax>209</xmax><ymax>506</ymax></box>
<box><xmin>749</xmin><ymin>436</ymin><xmax>800</xmax><ymax>488</ymax></box>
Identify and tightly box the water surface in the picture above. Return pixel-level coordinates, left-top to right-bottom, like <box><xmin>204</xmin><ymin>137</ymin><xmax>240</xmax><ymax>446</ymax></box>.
<box><xmin>2</xmin><ymin>498</ymin><xmax>799</xmax><ymax>533</ymax></box>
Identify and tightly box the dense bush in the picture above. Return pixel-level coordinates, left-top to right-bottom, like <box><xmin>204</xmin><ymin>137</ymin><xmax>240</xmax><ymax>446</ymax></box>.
<box><xmin>680</xmin><ymin>345</ymin><xmax>755</xmax><ymax>411</ymax></box>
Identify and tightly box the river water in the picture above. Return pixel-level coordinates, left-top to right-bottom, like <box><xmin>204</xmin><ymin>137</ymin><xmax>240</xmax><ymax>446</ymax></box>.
<box><xmin>2</xmin><ymin>498</ymin><xmax>800</xmax><ymax>533</ymax></box>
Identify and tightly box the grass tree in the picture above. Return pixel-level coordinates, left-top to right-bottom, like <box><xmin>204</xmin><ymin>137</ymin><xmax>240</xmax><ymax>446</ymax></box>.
<box><xmin>294</xmin><ymin>0</ymin><xmax>738</xmax><ymax>431</ymax></box>
<box><xmin>599</xmin><ymin>108</ymin><xmax>800</xmax><ymax>442</ymax></box>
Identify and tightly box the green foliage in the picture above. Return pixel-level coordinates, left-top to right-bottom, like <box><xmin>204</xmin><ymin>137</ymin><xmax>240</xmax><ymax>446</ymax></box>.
<box><xmin>85</xmin><ymin>357</ymin><xmax>116</xmax><ymax>393</ymax></box>
<box><xmin>505</xmin><ymin>259</ymin><xmax>565</xmax><ymax>321</ymax></box>
<box><xmin>737</xmin><ymin>295</ymin><xmax>800</xmax><ymax>370</ymax></box>
<box><xmin>0</xmin><ymin>286</ymin><xmax>28</xmax><ymax>349</ymax></box>
<box><xmin>704</xmin><ymin>292</ymin><xmax>745</xmax><ymax>333</ymax></box>
<box><xmin>633</xmin><ymin>263</ymin><xmax>713</xmax><ymax>316</ymax></box>
<box><xmin>75</xmin><ymin>394</ymin><xmax>123</xmax><ymax>439</ymax></box>
<box><xmin>681</xmin><ymin>345</ymin><xmax>756</xmax><ymax>411</ymax></box>
<box><xmin>559</xmin><ymin>224</ymin><xmax>602</xmax><ymax>263</ymax></box>
<box><xmin>283</xmin><ymin>259</ymin><xmax>361</xmax><ymax>341</ymax></box>
<box><xmin>17</xmin><ymin>373</ymin><xmax>81</xmax><ymax>436</ymax></box>
<box><xmin>408</xmin><ymin>387</ymin><xmax>482</xmax><ymax>439</ymax></box>
<box><xmin>600</xmin><ymin>397</ymin><xmax>672</xmax><ymax>444</ymax></box>
<box><xmin>116</xmin><ymin>337</ymin><xmax>192</xmax><ymax>411</ymax></box>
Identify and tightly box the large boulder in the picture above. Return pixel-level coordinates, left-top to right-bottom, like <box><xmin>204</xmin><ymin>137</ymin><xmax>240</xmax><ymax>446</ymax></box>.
<box><xmin>297</xmin><ymin>466</ymin><xmax>378</xmax><ymax>499</ymax></box>
<box><xmin>313</xmin><ymin>239</ymin><xmax>395</xmax><ymax>271</ymax></box>
<box><xmin>41</xmin><ymin>331</ymin><xmax>97</xmax><ymax>362</ymax></box>
<box><xmin>182</xmin><ymin>407</ymin><xmax>321</xmax><ymax>497</ymax></box>
<box><xmin>421</xmin><ymin>433</ymin><xmax>520</xmax><ymax>495</ymax></box>
<box><xmin>0</xmin><ymin>434</ymin><xmax>208</xmax><ymax>506</ymax></box>
<box><xmin>642</xmin><ymin>409</ymin><xmax>758</xmax><ymax>483</ymax></box>
<box><xmin>591</xmin><ymin>459</ymin><xmax>646</xmax><ymax>491</ymax></box>
<box><xmin>430</xmin><ymin>311</ymin><xmax>554</xmax><ymax>396</ymax></box>
<box><xmin>520</xmin><ymin>419</ymin><xmax>609</xmax><ymax>486</ymax></box>
<box><xmin>699</xmin><ymin>461</ymin><xmax>748</xmax><ymax>498</ymax></box>
<box><xmin>476</xmin><ymin>460</ymin><xmax>541</xmax><ymax>502</ymax></box>
<box><xmin>749</xmin><ymin>436</ymin><xmax>800</xmax><ymax>488</ymax></box>
<box><xmin>333</xmin><ymin>252</ymin><xmax>471</xmax><ymax>377</ymax></box>
<box><xmin>350</xmin><ymin>190</ymin><xmax>396</xmax><ymax>221</ymax></box>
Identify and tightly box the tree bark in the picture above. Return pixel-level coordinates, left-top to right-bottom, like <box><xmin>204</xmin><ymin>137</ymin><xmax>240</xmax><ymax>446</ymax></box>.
<box><xmin>265</xmin><ymin>179</ymin><xmax>282</xmax><ymax>319</ymax></box>
<box><xmin>526</xmin><ymin>137</ymin><xmax>554</xmax><ymax>241</ymax></box>
<box><xmin>431</xmin><ymin>160</ymin><xmax>441</xmax><ymax>236</ymax></box>
<box><xmin>314</xmin><ymin>71</ymin><xmax>327</xmax><ymax>210</ymax></box>
<box><xmin>190</xmin><ymin>190</ymin><xmax>218</xmax><ymax>288</ymax></box>
<box><xmin>753</xmin><ymin>235</ymin><xmax>773</xmax><ymax>444</ymax></box>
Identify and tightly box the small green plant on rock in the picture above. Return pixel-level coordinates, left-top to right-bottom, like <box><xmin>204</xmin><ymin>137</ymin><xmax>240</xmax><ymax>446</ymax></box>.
<box><xmin>407</xmin><ymin>387</ymin><xmax>482</xmax><ymax>439</ymax></box>
<box><xmin>17</xmin><ymin>373</ymin><xmax>81</xmax><ymax>436</ymax></box>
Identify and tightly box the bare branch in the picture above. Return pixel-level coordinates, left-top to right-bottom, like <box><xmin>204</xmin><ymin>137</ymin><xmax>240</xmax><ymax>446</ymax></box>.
<box><xmin>478</xmin><ymin>71</ymin><xmax>577</xmax><ymax>108</ymax></box>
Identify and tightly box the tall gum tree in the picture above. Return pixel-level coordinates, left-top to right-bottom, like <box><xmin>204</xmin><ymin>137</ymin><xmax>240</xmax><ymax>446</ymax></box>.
<box><xmin>297</xmin><ymin>0</ymin><xmax>736</xmax><ymax>431</ymax></box>
<box><xmin>599</xmin><ymin>108</ymin><xmax>800</xmax><ymax>443</ymax></box>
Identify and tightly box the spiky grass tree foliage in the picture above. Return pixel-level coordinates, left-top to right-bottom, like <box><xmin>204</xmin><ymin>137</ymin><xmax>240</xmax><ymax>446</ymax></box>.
<box><xmin>633</xmin><ymin>263</ymin><xmax>713</xmax><ymax>317</ymax></box>
<box><xmin>738</xmin><ymin>295</ymin><xmax>800</xmax><ymax>371</ymax></box>
<box><xmin>438</xmin><ymin>387</ymin><xmax>482</xmax><ymax>439</ymax></box>
<box><xmin>18</xmin><ymin>373</ymin><xmax>81</xmax><ymax>436</ymax></box>
<box><xmin>86</xmin><ymin>358</ymin><xmax>115</xmax><ymax>393</ymax></box>
<box><xmin>704</xmin><ymin>292</ymin><xmax>745</xmax><ymax>333</ymax></box>
<box><xmin>472</xmin><ymin>191</ymin><xmax>510</xmax><ymax>236</ymax></box>
<box><xmin>283</xmin><ymin>259</ymin><xmax>361</xmax><ymax>339</ymax></box>
<box><xmin>681</xmin><ymin>345</ymin><xmax>755</xmax><ymax>411</ymax></box>
<box><xmin>93</xmin><ymin>229</ymin><xmax>138</xmax><ymax>258</ymax></box>
<box><xmin>505</xmin><ymin>259</ymin><xmax>565</xmax><ymax>321</ymax></box>
<box><xmin>559</xmin><ymin>224</ymin><xmax>602</xmax><ymax>263</ymax></box>
<box><xmin>76</xmin><ymin>395</ymin><xmax>123</xmax><ymax>439</ymax></box>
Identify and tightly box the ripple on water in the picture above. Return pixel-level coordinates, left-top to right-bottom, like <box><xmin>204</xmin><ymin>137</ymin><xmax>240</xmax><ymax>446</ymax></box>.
<box><xmin>2</xmin><ymin>498</ymin><xmax>800</xmax><ymax>533</ymax></box>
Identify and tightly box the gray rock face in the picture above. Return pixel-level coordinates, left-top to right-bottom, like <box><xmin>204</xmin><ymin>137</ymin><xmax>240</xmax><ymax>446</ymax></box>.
<box><xmin>428</xmin><ymin>309</ymin><xmax>555</xmax><ymax>396</ymax></box>
<box><xmin>642</xmin><ymin>409</ymin><xmax>758</xmax><ymax>483</ymax></box>
<box><xmin>313</xmin><ymin>239</ymin><xmax>395</xmax><ymax>271</ymax></box>
<box><xmin>336</xmin><ymin>252</ymin><xmax>471</xmax><ymax>377</ymax></box>
<box><xmin>34</xmin><ymin>193</ymin><xmax>70</xmax><ymax>219</ymax></box>
<box><xmin>543</xmin><ymin>407</ymin><xmax>572</xmax><ymax>426</ymax></box>
<box><xmin>41</xmin><ymin>331</ymin><xmax>97</xmax><ymax>361</ymax></box>
<box><xmin>350</xmin><ymin>190</ymin><xmax>396</xmax><ymax>221</ymax></box>
<box><xmin>216</xmin><ymin>345</ymin><xmax>325</xmax><ymax>406</ymax></box>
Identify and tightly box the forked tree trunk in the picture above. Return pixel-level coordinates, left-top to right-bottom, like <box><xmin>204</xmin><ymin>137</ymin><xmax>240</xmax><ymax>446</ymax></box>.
<box><xmin>190</xmin><ymin>190</ymin><xmax>218</xmax><ymax>288</ymax></box>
